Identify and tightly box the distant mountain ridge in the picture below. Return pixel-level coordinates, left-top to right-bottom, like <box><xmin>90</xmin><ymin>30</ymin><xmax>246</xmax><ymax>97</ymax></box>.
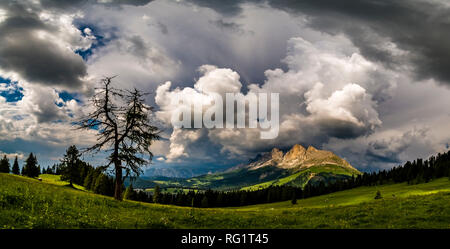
<box><xmin>144</xmin><ymin>165</ymin><xmax>231</xmax><ymax>178</ymax></box>
<box><xmin>133</xmin><ymin>144</ymin><xmax>361</xmax><ymax>191</ymax></box>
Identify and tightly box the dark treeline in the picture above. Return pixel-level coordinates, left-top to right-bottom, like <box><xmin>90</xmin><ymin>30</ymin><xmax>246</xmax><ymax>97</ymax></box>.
<box><xmin>355</xmin><ymin>151</ymin><xmax>450</xmax><ymax>186</ymax></box>
<box><xmin>124</xmin><ymin>184</ymin><xmax>303</xmax><ymax>208</ymax></box>
<box><xmin>124</xmin><ymin>150</ymin><xmax>450</xmax><ymax>208</ymax></box>
<box><xmin>0</xmin><ymin>153</ymin><xmax>41</xmax><ymax>178</ymax></box>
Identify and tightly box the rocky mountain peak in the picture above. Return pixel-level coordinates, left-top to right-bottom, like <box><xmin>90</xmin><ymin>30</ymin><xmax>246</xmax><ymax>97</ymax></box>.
<box><xmin>307</xmin><ymin>145</ymin><xmax>318</xmax><ymax>152</ymax></box>
<box><xmin>247</xmin><ymin>143</ymin><xmax>357</xmax><ymax>172</ymax></box>
<box><xmin>270</xmin><ymin>148</ymin><xmax>284</xmax><ymax>160</ymax></box>
<box><xmin>284</xmin><ymin>144</ymin><xmax>306</xmax><ymax>161</ymax></box>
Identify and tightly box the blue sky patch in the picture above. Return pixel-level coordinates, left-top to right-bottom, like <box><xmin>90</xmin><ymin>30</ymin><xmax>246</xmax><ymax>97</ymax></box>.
<box><xmin>74</xmin><ymin>23</ymin><xmax>116</xmax><ymax>61</ymax></box>
<box><xmin>0</xmin><ymin>76</ymin><xmax>24</xmax><ymax>102</ymax></box>
<box><xmin>57</xmin><ymin>90</ymin><xmax>83</xmax><ymax>104</ymax></box>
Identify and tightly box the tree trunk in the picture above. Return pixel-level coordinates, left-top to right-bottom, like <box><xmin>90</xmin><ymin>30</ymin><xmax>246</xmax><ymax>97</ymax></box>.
<box><xmin>114</xmin><ymin>161</ymin><xmax>123</xmax><ymax>201</ymax></box>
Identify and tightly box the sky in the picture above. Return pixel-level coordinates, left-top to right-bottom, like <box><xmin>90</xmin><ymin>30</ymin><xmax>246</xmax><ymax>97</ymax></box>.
<box><xmin>0</xmin><ymin>0</ymin><xmax>449</xmax><ymax>175</ymax></box>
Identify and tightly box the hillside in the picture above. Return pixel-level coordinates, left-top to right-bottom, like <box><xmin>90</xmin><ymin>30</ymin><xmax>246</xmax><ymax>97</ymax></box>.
<box><xmin>137</xmin><ymin>144</ymin><xmax>361</xmax><ymax>191</ymax></box>
<box><xmin>1</xmin><ymin>173</ymin><xmax>449</xmax><ymax>229</ymax></box>
<box><xmin>235</xmin><ymin>177</ymin><xmax>450</xmax><ymax>210</ymax></box>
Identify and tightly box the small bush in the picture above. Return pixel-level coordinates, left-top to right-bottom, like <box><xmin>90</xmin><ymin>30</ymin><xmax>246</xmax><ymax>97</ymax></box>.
<box><xmin>374</xmin><ymin>190</ymin><xmax>382</xmax><ymax>199</ymax></box>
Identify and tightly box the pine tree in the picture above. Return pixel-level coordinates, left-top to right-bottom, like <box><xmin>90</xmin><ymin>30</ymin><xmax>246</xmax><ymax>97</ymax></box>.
<box><xmin>267</xmin><ymin>188</ymin><xmax>275</xmax><ymax>203</ymax></box>
<box><xmin>0</xmin><ymin>155</ymin><xmax>10</xmax><ymax>173</ymax></box>
<box><xmin>239</xmin><ymin>191</ymin><xmax>247</xmax><ymax>206</ymax></box>
<box><xmin>201</xmin><ymin>196</ymin><xmax>209</xmax><ymax>208</ymax></box>
<box><xmin>216</xmin><ymin>192</ymin><xmax>224</xmax><ymax>207</ymax></box>
<box><xmin>22</xmin><ymin>153</ymin><xmax>39</xmax><ymax>178</ymax></box>
<box><xmin>124</xmin><ymin>184</ymin><xmax>137</xmax><ymax>200</ymax></box>
<box><xmin>291</xmin><ymin>192</ymin><xmax>297</xmax><ymax>205</ymax></box>
<box><xmin>374</xmin><ymin>190</ymin><xmax>382</xmax><ymax>199</ymax></box>
<box><xmin>93</xmin><ymin>174</ymin><xmax>111</xmax><ymax>196</ymax></box>
<box><xmin>12</xmin><ymin>156</ymin><xmax>20</xmax><ymax>175</ymax></box>
<box><xmin>153</xmin><ymin>185</ymin><xmax>161</xmax><ymax>203</ymax></box>
<box><xmin>84</xmin><ymin>169</ymin><xmax>94</xmax><ymax>190</ymax></box>
<box><xmin>60</xmin><ymin>145</ymin><xmax>81</xmax><ymax>187</ymax></box>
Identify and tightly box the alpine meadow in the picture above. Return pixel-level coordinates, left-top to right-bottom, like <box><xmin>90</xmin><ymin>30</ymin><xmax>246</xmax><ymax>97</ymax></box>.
<box><xmin>1</xmin><ymin>1</ymin><xmax>450</xmax><ymax>245</ymax></box>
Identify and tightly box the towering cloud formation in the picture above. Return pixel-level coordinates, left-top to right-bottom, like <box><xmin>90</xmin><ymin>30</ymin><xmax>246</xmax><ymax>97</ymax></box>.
<box><xmin>155</xmin><ymin>35</ymin><xmax>396</xmax><ymax>162</ymax></box>
<box><xmin>186</xmin><ymin>0</ymin><xmax>450</xmax><ymax>86</ymax></box>
<box><xmin>305</xmin><ymin>83</ymin><xmax>381</xmax><ymax>138</ymax></box>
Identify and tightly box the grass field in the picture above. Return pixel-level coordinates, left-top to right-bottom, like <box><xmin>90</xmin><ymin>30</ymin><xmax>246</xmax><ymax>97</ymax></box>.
<box><xmin>1</xmin><ymin>173</ymin><xmax>450</xmax><ymax>229</ymax></box>
<box><xmin>240</xmin><ymin>164</ymin><xmax>359</xmax><ymax>191</ymax></box>
<box><xmin>38</xmin><ymin>174</ymin><xmax>86</xmax><ymax>190</ymax></box>
<box><xmin>234</xmin><ymin>177</ymin><xmax>450</xmax><ymax>210</ymax></box>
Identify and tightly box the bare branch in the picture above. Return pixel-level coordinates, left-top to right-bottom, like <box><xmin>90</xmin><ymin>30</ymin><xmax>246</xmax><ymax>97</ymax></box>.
<box><xmin>75</xmin><ymin>76</ymin><xmax>161</xmax><ymax>200</ymax></box>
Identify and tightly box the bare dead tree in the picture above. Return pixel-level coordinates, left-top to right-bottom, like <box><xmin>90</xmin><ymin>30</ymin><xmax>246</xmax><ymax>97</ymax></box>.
<box><xmin>77</xmin><ymin>76</ymin><xmax>160</xmax><ymax>200</ymax></box>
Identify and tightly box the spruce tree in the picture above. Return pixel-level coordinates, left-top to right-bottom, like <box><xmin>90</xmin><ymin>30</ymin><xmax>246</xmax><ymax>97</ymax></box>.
<box><xmin>60</xmin><ymin>145</ymin><xmax>81</xmax><ymax>187</ymax></box>
<box><xmin>201</xmin><ymin>196</ymin><xmax>209</xmax><ymax>208</ymax></box>
<box><xmin>153</xmin><ymin>185</ymin><xmax>161</xmax><ymax>203</ymax></box>
<box><xmin>216</xmin><ymin>192</ymin><xmax>224</xmax><ymax>207</ymax></box>
<box><xmin>22</xmin><ymin>153</ymin><xmax>39</xmax><ymax>178</ymax></box>
<box><xmin>239</xmin><ymin>191</ymin><xmax>247</xmax><ymax>206</ymax></box>
<box><xmin>84</xmin><ymin>169</ymin><xmax>94</xmax><ymax>190</ymax></box>
<box><xmin>12</xmin><ymin>156</ymin><xmax>20</xmax><ymax>175</ymax></box>
<box><xmin>291</xmin><ymin>192</ymin><xmax>297</xmax><ymax>205</ymax></box>
<box><xmin>94</xmin><ymin>174</ymin><xmax>111</xmax><ymax>195</ymax></box>
<box><xmin>124</xmin><ymin>184</ymin><xmax>136</xmax><ymax>200</ymax></box>
<box><xmin>374</xmin><ymin>190</ymin><xmax>383</xmax><ymax>199</ymax></box>
<box><xmin>0</xmin><ymin>155</ymin><xmax>10</xmax><ymax>173</ymax></box>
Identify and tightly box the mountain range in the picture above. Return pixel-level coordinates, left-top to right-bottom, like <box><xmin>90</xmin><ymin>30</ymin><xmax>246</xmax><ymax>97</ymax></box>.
<box><xmin>132</xmin><ymin>144</ymin><xmax>361</xmax><ymax>191</ymax></box>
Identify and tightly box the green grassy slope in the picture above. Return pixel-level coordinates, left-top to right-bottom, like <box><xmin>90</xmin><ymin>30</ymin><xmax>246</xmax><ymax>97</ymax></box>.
<box><xmin>241</xmin><ymin>164</ymin><xmax>359</xmax><ymax>191</ymax></box>
<box><xmin>39</xmin><ymin>174</ymin><xmax>86</xmax><ymax>190</ymax></box>
<box><xmin>1</xmin><ymin>173</ymin><xmax>450</xmax><ymax>229</ymax></box>
<box><xmin>235</xmin><ymin>177</ymin><xmax>450</xmax><ymax>210</ymax></box>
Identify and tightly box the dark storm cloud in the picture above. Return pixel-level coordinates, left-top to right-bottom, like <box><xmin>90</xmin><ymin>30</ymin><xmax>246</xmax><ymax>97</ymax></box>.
<box><xmin>0</xmin><ymin>1</ymin><xmax>87</xmax><ymax>89</ymax></box>
<box><xmin>40</xmin><ymin>0</ymin><xmax>154</xmax><ymax>9</ymax></box>
<box><xmin>325</xmin><ymin>128</ymin><xmax>437</xmax><ymax>171</ymax></box>
<box><xmin>0</xmin><ymin>34</ymin><xmax>88</xmax><ymax>88</ymax></box>
<box><xmin>156</xmin><ymin>21</ymin><xmax>168</xmax><ymax>35</ymax></box>
<box><xmin>0</xmin><ymin>0</ymin><xmax>156</xmax><ymax>88</ymax></box>
<box><xmin>210</xmin><ymin>19</ymin><xmax>249</xmax><ymax>35</ymax></box>
<box><xmin>317</xmin><ymin>120</ymin><xmax>372</xmax><ymax>140</ymax></box>
<box><xmin>128</xmin><ymin>35</ymin><xmax>149</xmax><ymax>58</ymax></box>
<box><xmin>187</xmin><ymin>0</ymin><xmax>450</xmax><ymax>85</ymax></box>
<box><xmin>107</xmin><ymin>0</ymin><xmax>154</xmax><ymax>6</ymax></box>
<box><xmin>39</xmin><ymin>0</ymin><xmax>90</xmax><ymax>9</ymax></box>
<box><xmin>185</xmin><ymin>0</ymin><xmax>248</xmax><ymax>16</ymax></box>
